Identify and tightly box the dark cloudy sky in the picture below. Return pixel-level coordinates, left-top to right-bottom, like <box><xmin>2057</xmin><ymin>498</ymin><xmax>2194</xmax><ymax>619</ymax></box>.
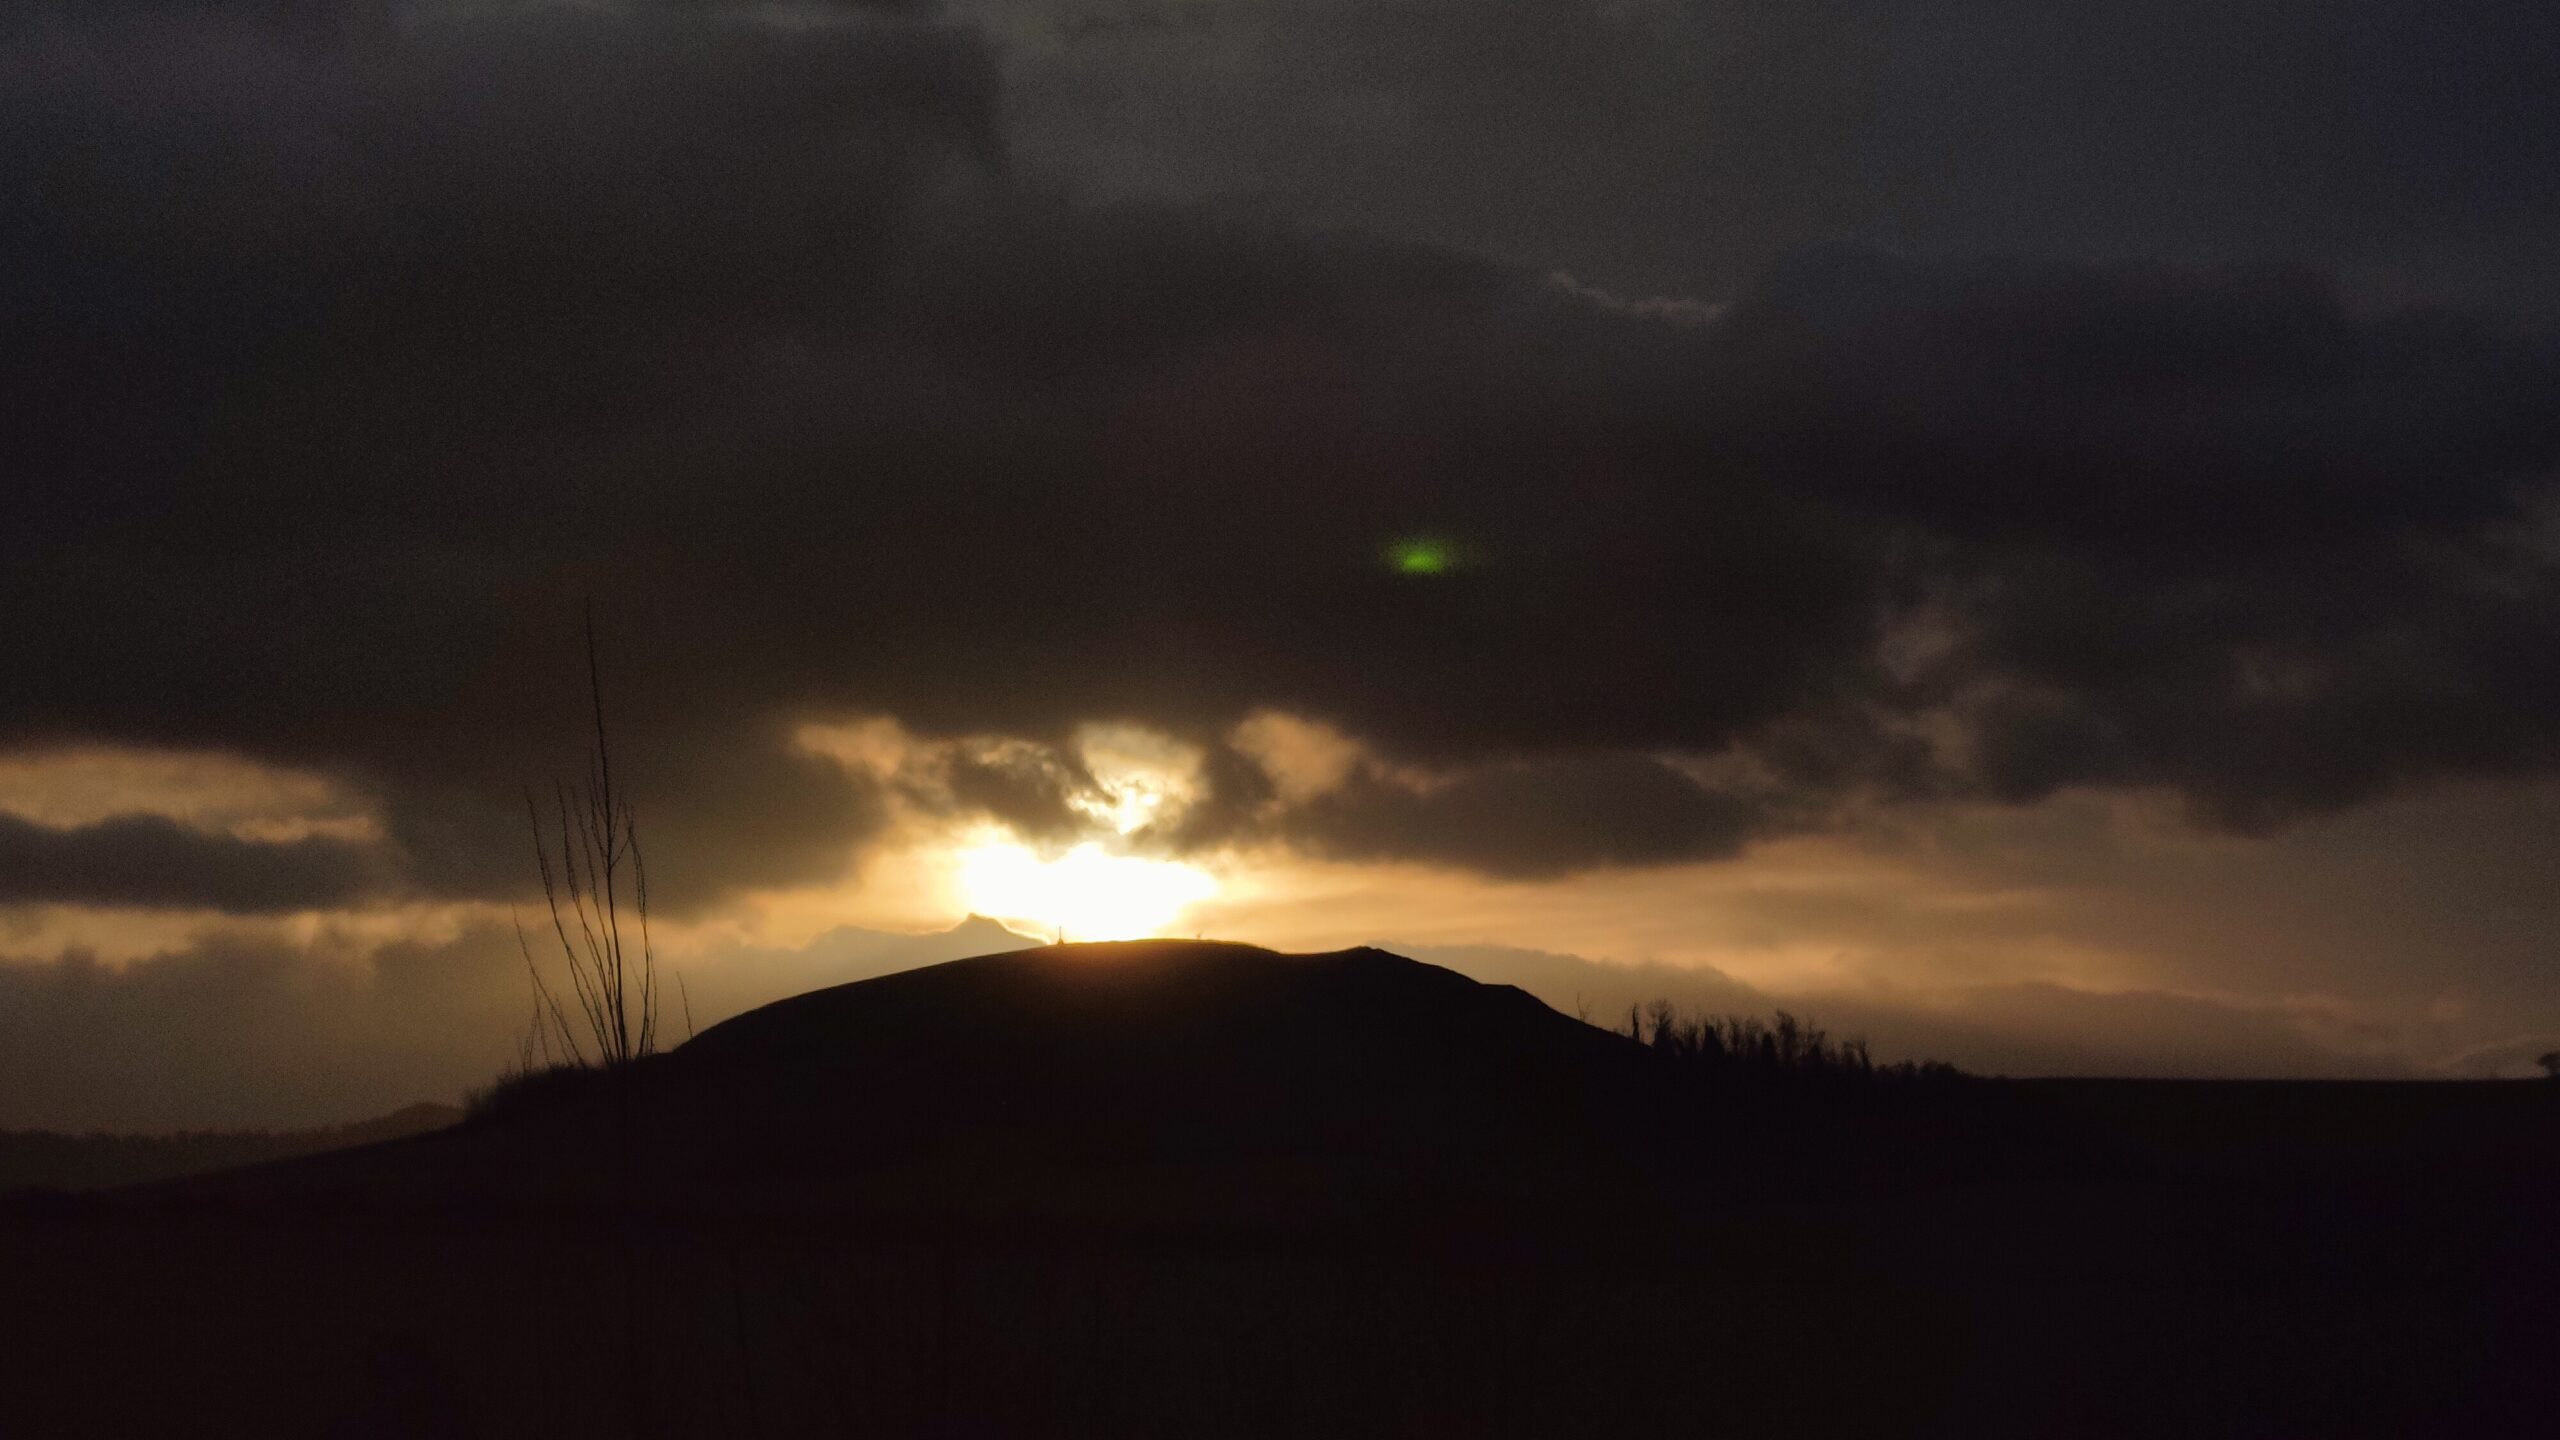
<box><xmin>5</xmin><ymin>0</ymin><xmax>2559</xmax><ymax>1127</ymax></box>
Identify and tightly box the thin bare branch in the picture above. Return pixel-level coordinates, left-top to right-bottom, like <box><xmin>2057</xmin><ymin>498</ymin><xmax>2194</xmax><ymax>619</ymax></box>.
<box><xmin>515</xmin><ymin>611</ymin><xmax>660</xmax><ymax>1071</ymax></box>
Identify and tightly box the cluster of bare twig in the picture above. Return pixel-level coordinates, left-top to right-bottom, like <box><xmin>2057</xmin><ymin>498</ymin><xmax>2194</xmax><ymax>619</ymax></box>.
<box><xmin>515</xmin><ymin>617</ymin><xmax>658</xmax><ymax>1071</ymax></box>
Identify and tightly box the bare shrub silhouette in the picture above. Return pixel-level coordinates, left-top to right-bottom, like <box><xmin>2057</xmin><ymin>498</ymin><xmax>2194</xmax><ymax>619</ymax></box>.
<box><xmin>516</xmin><ymin>614</ymin><xmax>658</xmax><ymax>1072</ymax></box>
<box><xmin>486</xmin><ymin>612</ymin><xmax>663</xmax><ymax>1440</ymax></box>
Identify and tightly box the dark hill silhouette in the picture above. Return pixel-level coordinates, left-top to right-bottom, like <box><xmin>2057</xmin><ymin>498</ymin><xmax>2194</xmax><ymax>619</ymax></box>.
<box><xmin>156</xmin><ymin>941</ymin><xmax>1671</xmax><ymax>1222</ymax></box>
<box><xmin>9</xmin><ymin>940</ymin><xmax>2558</xmax><ymax>1438</ymax></box>
<box><xmin>669</xmin><ymin>940</ymin><xmax>1672</xmax><ymax>1212</ymax></box>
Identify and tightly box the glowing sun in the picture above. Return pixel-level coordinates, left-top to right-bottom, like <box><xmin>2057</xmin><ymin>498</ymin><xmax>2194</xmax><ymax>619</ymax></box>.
<box><xmin>955</xmin><ymin>839</ymin><xmax>1218</xmax><ymax>942</ymax></box>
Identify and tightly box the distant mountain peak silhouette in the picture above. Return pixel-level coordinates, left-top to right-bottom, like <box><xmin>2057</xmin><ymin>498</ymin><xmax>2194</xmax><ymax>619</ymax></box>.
<box><xmin>948</xmin><ymin>912</ymin><xmax>1042</xmax><ymax>944</ymax></box>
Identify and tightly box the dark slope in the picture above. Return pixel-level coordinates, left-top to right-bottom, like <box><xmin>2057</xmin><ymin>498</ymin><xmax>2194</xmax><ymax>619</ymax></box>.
<box><xmin>0</xmin><ymin>1102</ymin><xmax>461</xmax><ymax>1195</ymax></box>
<box><xmin>154</xmin><ymin>941</ymin><xmax>1665</xmax><ymax>1221</ymax></box>
<box><xmin>16</xmin><ymin>945</ymin><xmax>2560</xmax><ymax>1438</ymax></box>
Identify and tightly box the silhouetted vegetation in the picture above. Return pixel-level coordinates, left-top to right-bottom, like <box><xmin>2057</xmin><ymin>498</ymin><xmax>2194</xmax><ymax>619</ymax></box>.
<box><xmin>462</xmin><ymin>1059</ymin><xmax>624</xmax><ymax>1126</ymax></box>
<box><xmin>1616</xmin><ymin>999</ymin><xmax>1965</xmax><ymax>1085</ymax></box>
<box><xmin>515</xmin><ymin>612</ymin><xmax>660</xmax><ymax>1073</ymax></box>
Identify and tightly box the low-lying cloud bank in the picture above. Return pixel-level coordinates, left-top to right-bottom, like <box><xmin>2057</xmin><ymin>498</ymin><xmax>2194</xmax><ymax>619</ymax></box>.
<box><xmin>1401</xmin><ymin>945</ymin><xmax>2423</xmax><ymax>1083</ymax></box>
<box><xmin>0</xmin><ymin>915</ymin><xmax>1036</xmax><ymax>1131</ymax></box>
<box><xmin>0</xmin><ymin>917</ymin><xmax>2478</xmax><ymax>1133</ymax></box>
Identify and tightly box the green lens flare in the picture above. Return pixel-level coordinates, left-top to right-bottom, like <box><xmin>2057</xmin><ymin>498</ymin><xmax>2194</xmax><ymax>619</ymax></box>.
<box><xmin>1387</xmin><ymin>539</ymin><xmax>1454</xmax><ymax>575</ymax></box>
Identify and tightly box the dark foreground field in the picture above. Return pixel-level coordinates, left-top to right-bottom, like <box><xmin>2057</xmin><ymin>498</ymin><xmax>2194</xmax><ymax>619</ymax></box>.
<box><xmin>4</xmin><ymin>943</ymin><xmax>2552</xmax><ymax>1438</ymax></box>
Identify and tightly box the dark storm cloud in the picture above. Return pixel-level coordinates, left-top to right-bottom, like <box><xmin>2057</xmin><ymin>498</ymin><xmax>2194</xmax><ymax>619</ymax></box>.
<box><xmin>0</xmin><ymin>813</ymin><xmax>391</xmax><ymax>912</ymax></box>
<box><xmin>1942</xmin><ymin>542</ymin><xmax>2560</xmax><ymax>830</ymax></box>
<box><xmin>1714</xmin><ymin>249</ymin><xmax>2560</xmax><ymax>547</ymax></box>
<box><xmin>4</xmin><ymin>0</ymin><xmax>2560</xmax><ymax>908</ymax></box>
<box><xmin>1263</xmin><ymin>754</ymin><xmax>1764</xmax><ymax>879</ymax></box>
<box><xmin>1702</xmin><ymin>248</ymin><xmax>2560</xmax><ymax>823</ymax></box>
<box><xmin>936</xmin><ymin>745</ymin><xmax>1097</xmax><ymax>843</ymax></box>
<box><xmin>996</xmin><ymin>0</ymin><xmax>2560</xmax><ymax>309</ymax></box>
<box><xmin>1</xmin><ymin>0</ymin><xmax>987</xmax><ymax>907</ymax></box>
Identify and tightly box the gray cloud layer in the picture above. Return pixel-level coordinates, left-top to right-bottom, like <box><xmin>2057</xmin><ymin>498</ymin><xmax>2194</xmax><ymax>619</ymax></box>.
<box><xmin>0</xmin><ymin>813</ymin><xmax>390</xmax><ymax>912</ymax></box>
<box><xmin>4</xmin><ymin>1</ymin><xmax>2558</xmax><ymax>904</ymax></box>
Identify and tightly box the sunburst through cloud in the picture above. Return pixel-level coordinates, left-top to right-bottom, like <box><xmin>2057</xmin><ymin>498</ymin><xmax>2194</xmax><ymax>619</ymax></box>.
<box><xmin>954</xmin><ymin>836</ymin><xmax>1219</xmax><ymax>942</ymax></box>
